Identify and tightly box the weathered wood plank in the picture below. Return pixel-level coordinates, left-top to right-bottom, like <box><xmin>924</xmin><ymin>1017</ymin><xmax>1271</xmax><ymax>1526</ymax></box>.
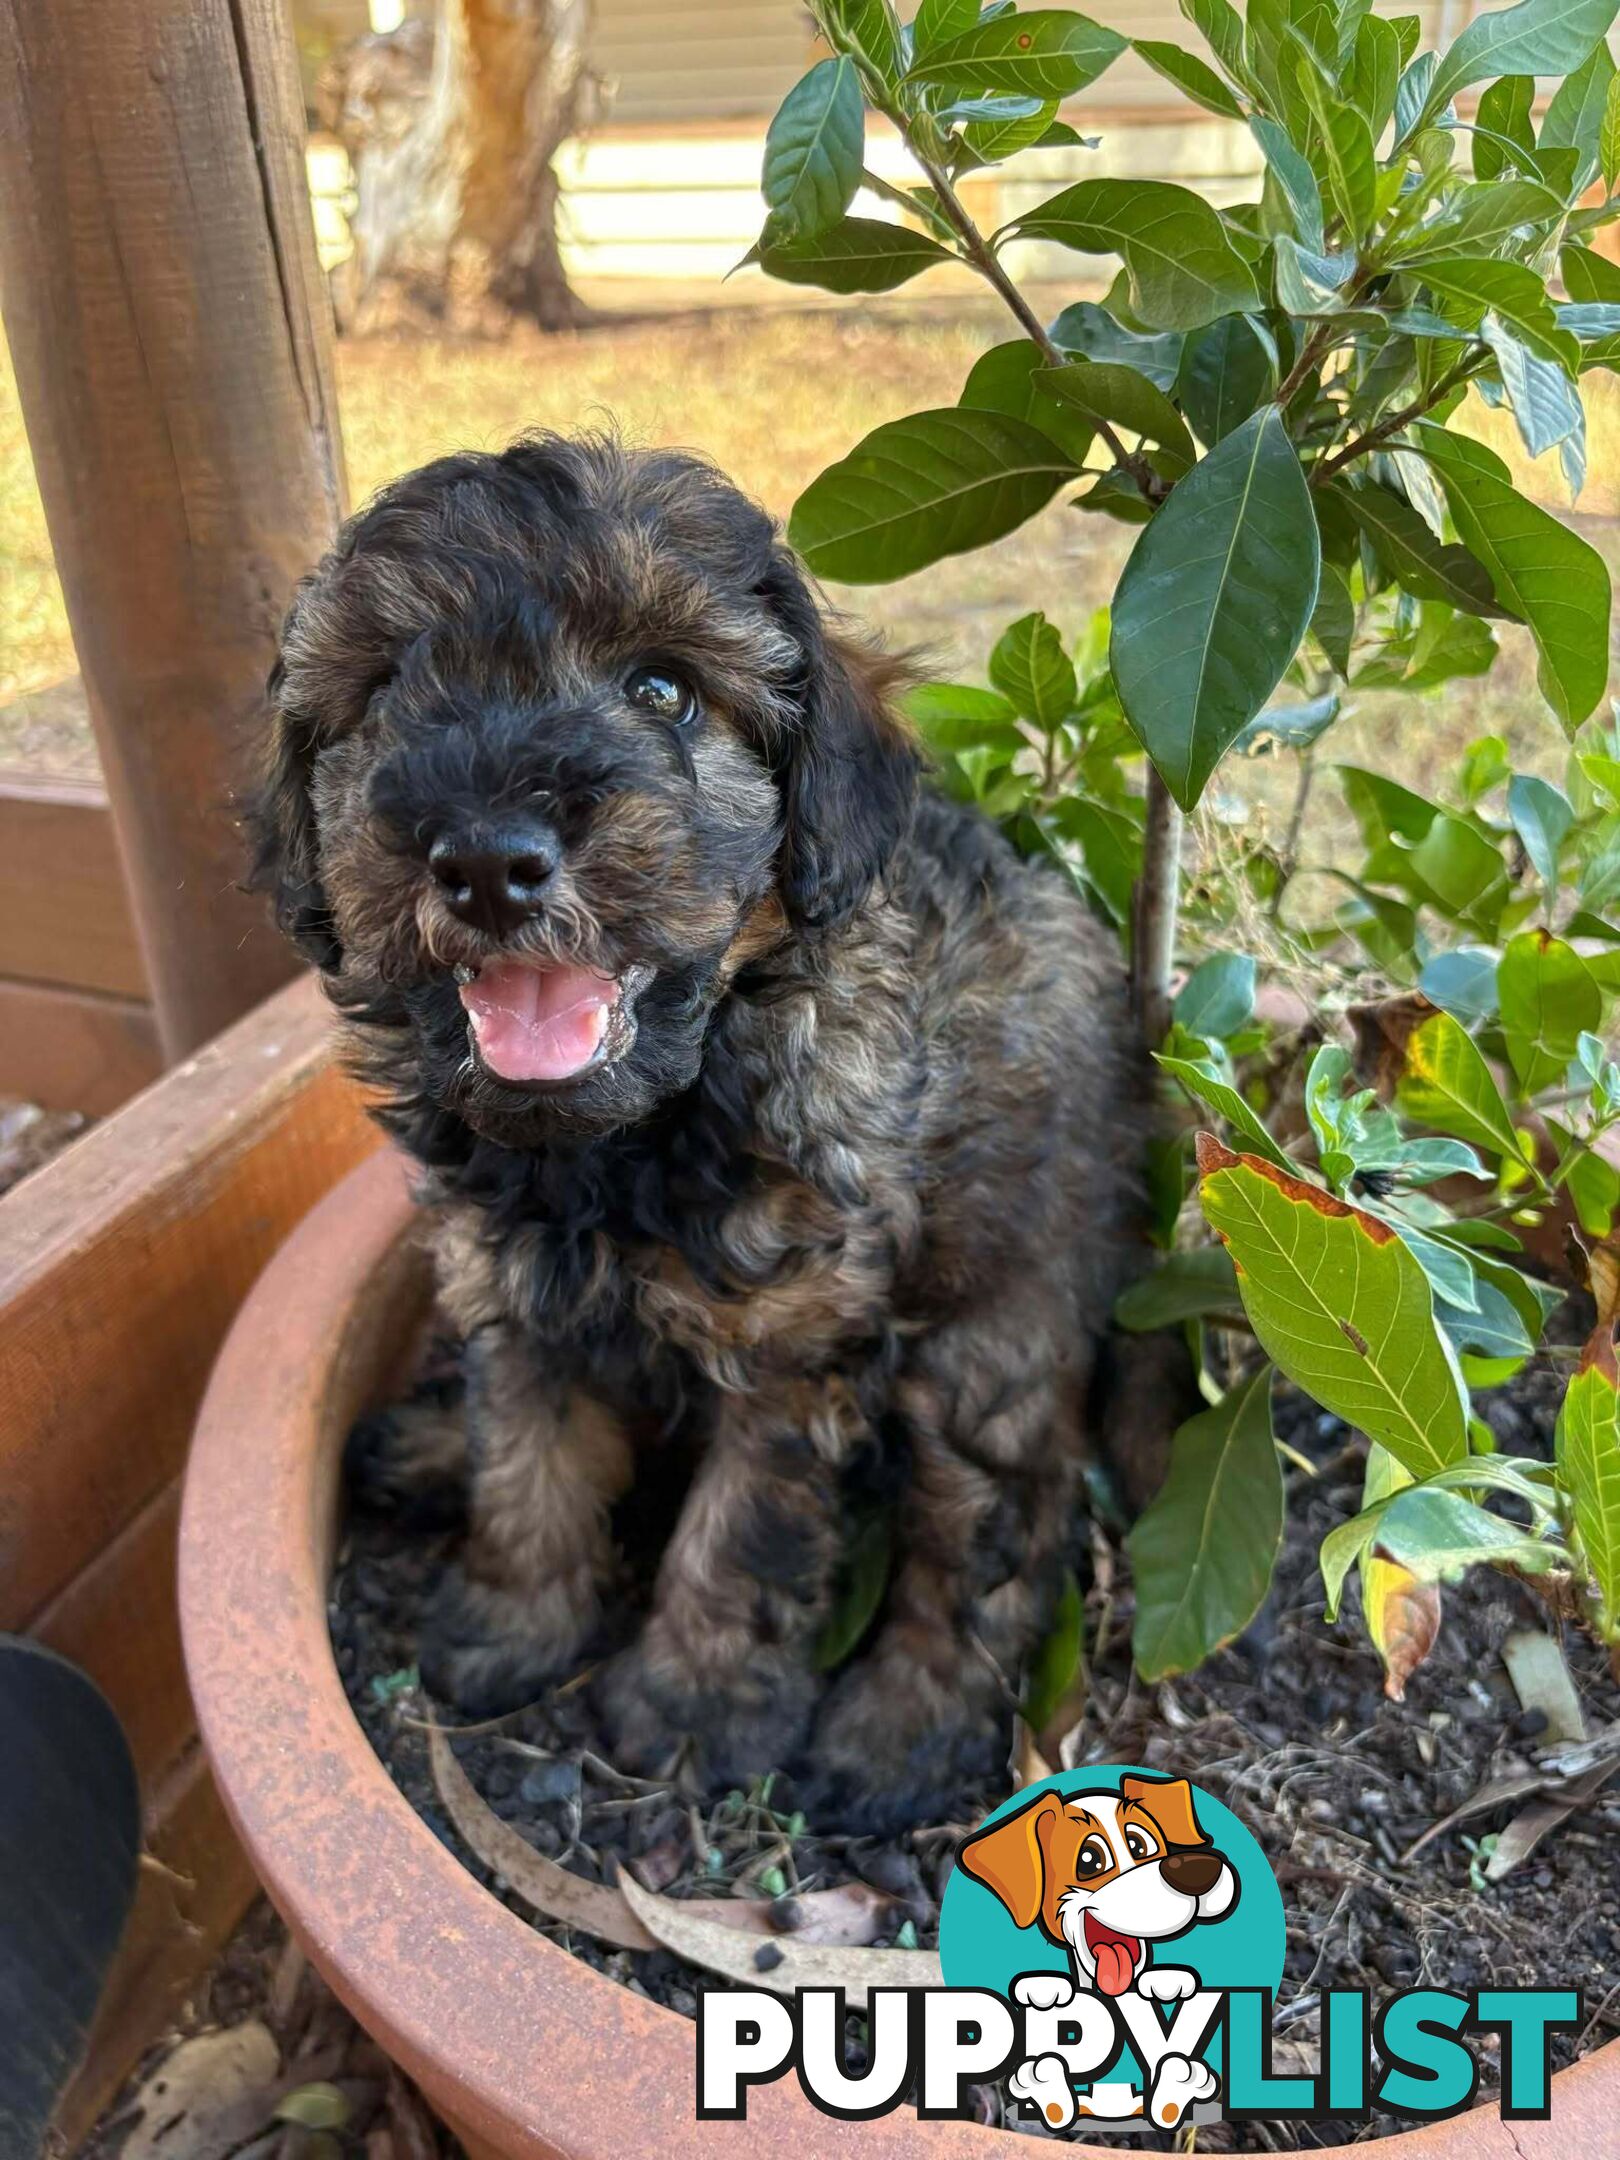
<box><xmin>0</xmin><ymin>973</ymin><xmax>377</xmax><ymax>1630</ymax></box>
<box><xmin>0</xmin><ymin>978</ymin><xmax>161</xmax><ymax>1117</ymax></box>
<box><xmin>0</xmin><ymin>759</ymin><xmax>145</xmax><ymax>999</ymax></box>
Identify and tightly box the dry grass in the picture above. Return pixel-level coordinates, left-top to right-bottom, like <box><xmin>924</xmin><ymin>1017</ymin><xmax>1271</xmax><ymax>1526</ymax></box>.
<box><xmin>3</xmin><ymin>304</ymin><xmax>1616</xmax><ymax>836</ymax></box>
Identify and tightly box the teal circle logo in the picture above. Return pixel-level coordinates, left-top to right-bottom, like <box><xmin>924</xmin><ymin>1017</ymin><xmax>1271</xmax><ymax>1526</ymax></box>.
<box><xmin>940</xmin><ymin>1765</ymin><xmax>1283</xmax><ymax>1995</ymax></box>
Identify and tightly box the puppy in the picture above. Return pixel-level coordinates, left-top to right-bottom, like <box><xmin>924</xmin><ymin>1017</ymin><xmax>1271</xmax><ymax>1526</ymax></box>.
<box><xmin>253</xmin><ymin>433</ymin><xmax>1151</xmax><ymax>1831</ymax></box>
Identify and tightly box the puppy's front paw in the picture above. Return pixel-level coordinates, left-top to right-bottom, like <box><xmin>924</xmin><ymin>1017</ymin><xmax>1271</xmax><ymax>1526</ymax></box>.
<box><xmin>594</xmin><ymin>1634</ymin><xmax>818</xmax><ymax>1789</ymax></box>
<box><xmin>418</xmin><ymin>1565</ymin><xmax>592</xmax><ymax>1719</ymax></box>
<box><xmin>1012</xmin><ymin>1972</ymin><xmax>1075</xmax><ymax>2013</ymax></box>
<box><xmin>1146</xmin><ymin>2053</ymin><xmax>1218</xmax><ymax>2129</ymax></box>
<box><xmin>346</xmin><ymin>1390</ymin><xmax>468</xmax><ymax>1531</ymax></box>
<box><xmin>1008</xmin><ymin>2054</ymin><xmax>1077</xmax><ymax>2130</ymax></box>
<box><xmin>800</xmin><ymin>1655</ymin><xmax>1008</xmax><ymax>1836</ymax></box>
<box><xmin>1136</xmin><ymin>1964</ymin><xmax>1199</xmax><ymax>2003</ymax></box>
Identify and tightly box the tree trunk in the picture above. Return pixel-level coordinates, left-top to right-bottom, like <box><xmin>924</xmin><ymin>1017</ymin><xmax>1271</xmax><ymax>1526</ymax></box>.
<box><xmin>328</xmin><ymin>0</ymin><xmax>593</xmax><ymax>334</ymax></box>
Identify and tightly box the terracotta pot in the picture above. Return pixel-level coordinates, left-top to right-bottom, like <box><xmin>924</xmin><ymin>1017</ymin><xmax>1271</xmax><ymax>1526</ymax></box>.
<box><xmin>181</xmin><ymin>1149</ymin><xmax>1617</xmax><ymax>2159</ymax></box>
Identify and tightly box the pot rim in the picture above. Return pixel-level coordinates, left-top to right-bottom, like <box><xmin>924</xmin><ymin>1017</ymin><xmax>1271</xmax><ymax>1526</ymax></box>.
<box><xmin>179</xmin><ymin>1147</ymin><xmax>1618</xmax><ymax>2159</ymax></box>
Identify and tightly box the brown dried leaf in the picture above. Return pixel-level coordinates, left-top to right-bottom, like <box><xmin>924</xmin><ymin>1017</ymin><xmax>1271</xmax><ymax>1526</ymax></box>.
<box><xmin>427</xmin><ymin>1721</ymin><xmax>891</xmax><ymax>1950</ymax></box>
<box><xmin>617</xmin><ymin>1867</ymin><xmax>941</xmax><ymax>2008</ymax></box>
<box><xmin>1363</xmin><ymin>1556</ymin><xmax>1441</xmax><ymax>1702</ymax></box>
<box><xmin>1501</xmin><ymin>1628</ymin><xmax>1586</xmax><ymax>1745</ymax></box>
<box><xmin>1484</xmin><ymin>1757</ymin><xmax>1620</xmax><ymax>1881</ymax></box>
<box><xmin>122</xmin><ymin>2024</ymin><xmax>281</xmax><ymax>2160</ymax></box>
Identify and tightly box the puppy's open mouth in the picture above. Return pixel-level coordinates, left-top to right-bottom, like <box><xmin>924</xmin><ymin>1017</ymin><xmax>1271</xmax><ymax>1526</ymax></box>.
<box><xmin>456</xmin><ymin>958</ymin><xmax>638</xmax><ymax>1086</ymax></box>
<box><xmin>1083</xmin><ymin>1913</ymin><xmax>1145</xmax><ymax>1997</ymax></box>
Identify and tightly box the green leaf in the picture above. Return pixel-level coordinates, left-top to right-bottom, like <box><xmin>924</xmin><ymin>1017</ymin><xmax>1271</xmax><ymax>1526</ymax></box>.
<box><xmin>1234</xmin><ymin>691</ymin><xmax>1342</xmax><ymax>752</ymax></box>
<box><xmin>1475</xmin><ymin>73</ymin><xmax>1537</xmax><ymax>178</ymax></box>
<box><xmin>1349</xmin><ymin>14</ymin><xmax>1403</xmax><ymax>139</ymax></box>
<box><xmin>914</xmin><ymin>0</ymin><xmax>978</xmax><ymax>51</ymax></box>
<box><xmin>904</xmin><ymin>8</ymin><xmax>1127</xmax><ymax>96</ymax></box>
<box><xmin>1156</xmin><ymin>1052</ymin><xmax>1295</xmax><ymax>1168</ymax></box>
<box><xmin>821</xmin><ymin>0</ymin><xmax>905</xmax><ymax>86</ymax></box>
<box><xmin>1115</xmin><ymin>1243</ymin><xmax>1243</xmax><ymax>1328</ymax></box>
<box><xmin>958</xmin><ymin>97</ymin><xmax>1066</xmax><ymax>165</ymax></box>
<box><xmin>276</xmin><ymin>2085</ymin><xmax>351</xmax><ymax>2132</ymax></box>
<box><xmin>1048</xmin><ymin>301</ymin><xmax>1185</xmax><ymax>388</ymax></box>
<box><xmin>1175</xmin><ymin>951</ymin><xmax>1257</xmax><ymax>1037</ymax></box>
<box><xmin>1008</xmin><ymin>178</ymin><xmax>1262</xmax><ymax>331</ymax></box>
<box><xmin>1564</xmin><ymin>242</ymin><xmax>1620</xmax><ymax>303</ymax></box>
<box><xmin>905</xmin><ymin>681</ymin><xmax>1025</xmax><ymax>757</ymax></box>
<box><xmin>1397</xmin><ymin>1008</ymin><xmax>1525</xmax><ymax>1159</ymax></box>
<box><xmin>754</xmin><ymin>216</ymin><xmax>954</xmax><ymax>293</ymax></box>
<box><xmin>1132</xmin><ymin>37</ymin><xmax>1246</xmax><ymax>116</ymax></box>
<box><xmin>988</xmin><ymin>610</ymin><xmax>1077</xmax><ymax>728</ymax></box>
<box><xmin>1415</xmin><ymin>422</ymin><xmax>1612</xmax><ymax>727</ymax></box>
<box><xmin>1331</xmin><ymin>477</ymin><xmax>1507</xmax><ymax>619</ymax></box>
<box><xmin>1177</xmin><ymin>314</ymin><xmax>1277</xmax><ymax>446</ymax></box>
<box><xmin>1603</xmin><ymin>70</ymin><xmax>1620</xmax><ymax>189</ymax></box>
<box><xmin>1297</xmin><ymin>53</ymin><xmax>1378</xmax><ymax>241</ymax></box>
<box><xmin>814</xmin><ymin>1506</ymin><xmax>893</xmax><ymax>1670</ymax></box>
<box><xmin>1520</xmin><ymin>777</ymin><xmax>1581</xmax><ymax>894</ymax></box>
<box><xmin>1419</xmin><ymin>947</ymin><xmax>1501</xmax><ymax>1024</ymax></box>
<box><xmin>1372</xmin><ymin>1484</ymin><xmax>1565</xmax><ymax>1582</ymax></box>
<box><xmin>1197</xmin><ymin>1136</ymin><xmax>1469</xmax><ymax>1478</ymax></box>
<box><xmin>788</xmin><ymin>408</ymin><xmax>1078</xmax><ymax>581</ymax></box>
<box><xmin>1023</xmin><ymin>1568</ymin><xmax>1086</xmax><ymax>1726</ymax></box>
<box><xmin>1419</xmin><ymin>256</ymin><xmax>1579</xmax><ymax>371</ymax></box>
<box><xmin>762</xmin><ymin>59</ymin><xmax>864</xmax><ymax>243</ymax></box>
<box><xmin>1310</xmin><ymin>563</ymin><xmax>1356</xmax><ymax>675</ymax></box>
<box><xmin>1035</xmin><ymin>359</ymin><xmax>1196</xmax><ymax>473</ymax></box>
<box><xmin>1180</xmin><ymin>0</ymin><xmax>1251</xmax><ymax>84</ymax></box>
<box><xmin>1407</xmin><ymin>808</ymin><xmax>1509</xmax><ymax>920</ymax></box>
<box><xmin>1112</xmin><ymin>407</ymin><xmax>1320</xmax><ymax>810</ymax></box>
<box><xmin>1391</xmin><ymin>179</ymin><xmax>1565</xmax><ymax>264</ymax></box>
<box><xmin>1541</xmin><ymin>34</ymin><xmax>1617</xmax><ymax>186</ymax></box>
<box><xmin>959</xmin><ymin>339</ymin><xmax>1096</xmax><ymax>463</ymax></box>
<box><xmin>1498</xmin><ymin>929</ymin><xmax>1602</xmax><ymax>1093</ymax></box>
<box><xmin>1424</xmin><ymin>0</ymin><xmax>1620</xmax><ymax>128</ymax></box>
<box><xmin>1482</xmin><ymin>323</ymin><xmax>1587</xmax><ymax>478</ymax></box>
<box><xmin>1250</xmin><ymin>116</ymin><xmax>1326</xmax><ymax>253</ymax></box>
<box><xmin>1127</xmin><ymin>1366</ymin><xmax>1283</xmax><ymax>1681</ymax></box>
<box><xmin>1558</xmin><ymin>1342</ymin><xmax>1620</xmax><ymax>1625</ymax></box>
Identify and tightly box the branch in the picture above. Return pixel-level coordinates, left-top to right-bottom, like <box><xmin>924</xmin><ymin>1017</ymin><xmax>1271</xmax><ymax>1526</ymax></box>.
<box><xmin>1309</xmin><ymin>350</ymin><xmax>1486</xmax><ymax>488</ymax></box>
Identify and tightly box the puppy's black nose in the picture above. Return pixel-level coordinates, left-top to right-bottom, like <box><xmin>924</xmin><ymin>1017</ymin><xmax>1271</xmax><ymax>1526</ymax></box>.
<box><xmin>428</xmin><ymin>817</ymin><xmax>561</xmax><ymax>936</ymax></box>
<box><xmin>1161</xmin><ymin>1849</ymin><xmax>1224</xmax><ymax>1897</ymax></box>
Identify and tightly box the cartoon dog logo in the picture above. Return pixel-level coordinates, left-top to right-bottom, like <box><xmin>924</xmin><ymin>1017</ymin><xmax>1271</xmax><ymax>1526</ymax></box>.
<box><xmin>959</xmin><ymin>1774</ymin><xmax>1236</xmax><ymax>2130</ymax></box>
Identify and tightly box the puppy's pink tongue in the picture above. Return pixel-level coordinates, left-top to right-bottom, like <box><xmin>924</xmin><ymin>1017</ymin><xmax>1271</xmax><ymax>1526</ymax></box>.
<box><xmin>1093</xmin><ymin>1939</ymin><xmax>1139</xmax><ymax>1997</ymax></box>
<box><xmin>460</xmin><ymin>961</ymin><xmax>617</xmax><ymax>1082</ymax></box>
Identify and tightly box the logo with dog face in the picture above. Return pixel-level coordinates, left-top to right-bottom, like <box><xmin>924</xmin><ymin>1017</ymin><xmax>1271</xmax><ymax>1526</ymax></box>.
<box><xmin>939</xmin><ymin>1767</ymin><xmax>1285</xmax><ymax>2133</ymax></box>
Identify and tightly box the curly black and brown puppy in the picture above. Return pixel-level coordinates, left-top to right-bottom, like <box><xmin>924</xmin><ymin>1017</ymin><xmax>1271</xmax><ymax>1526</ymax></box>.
<box><xmin>253</xmin><ymin>433</ymin><xmax>1153</xmax><ymax>1832</ymax></box>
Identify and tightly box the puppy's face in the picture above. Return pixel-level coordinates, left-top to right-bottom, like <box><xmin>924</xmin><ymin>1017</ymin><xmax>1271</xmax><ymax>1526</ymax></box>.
<box><xmin>958</xmin><ymin>1777</ymin><xmax>1237</xmax><ymax>1997</ymax></box>
<box><xmin>253</xmin><ymin>436</ymin><xmax>916</xmax><ymax>1143</ymax></box>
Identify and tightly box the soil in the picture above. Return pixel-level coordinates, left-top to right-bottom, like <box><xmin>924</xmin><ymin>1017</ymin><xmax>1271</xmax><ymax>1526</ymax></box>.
<box><xmin>330</xmin><ymin>1352</ymin><xmax>1620</xmax><ymax>2152</ymax></box>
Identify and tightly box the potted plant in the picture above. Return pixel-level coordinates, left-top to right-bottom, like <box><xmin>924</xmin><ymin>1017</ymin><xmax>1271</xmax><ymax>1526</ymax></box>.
<box><xmin>183</xmin><ymin>0</ymin><xmax>1620</xmax><ymax>2146</ymax></box>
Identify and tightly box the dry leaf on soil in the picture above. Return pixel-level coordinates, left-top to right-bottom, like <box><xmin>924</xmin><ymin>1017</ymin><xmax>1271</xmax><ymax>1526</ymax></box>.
<box><xmin>122</xmin><ymin>2023</ymin><xmax>281</xmax><ymax>2160</ymax></box>
<box><xmin>618</xmin><ymin>1866</ymin><xmax>942</xmax><ymax>2007</ymax></box>
<box><xmin>428</xmin><ymin>1720</ymin><xmax>892</xmax><ymax>1948</ymax></box>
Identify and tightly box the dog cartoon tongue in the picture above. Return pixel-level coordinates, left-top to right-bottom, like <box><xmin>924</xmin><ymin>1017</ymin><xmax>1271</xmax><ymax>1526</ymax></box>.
<box><xmin>460</xmin><ymin>960</ymin><xmax>618</xmax><ymax>1083</ymax></box>
<box><xmin>1084</xmin><ymin>1914</ymin><xmax>1144</xmax><ymax>1997</ymax></box>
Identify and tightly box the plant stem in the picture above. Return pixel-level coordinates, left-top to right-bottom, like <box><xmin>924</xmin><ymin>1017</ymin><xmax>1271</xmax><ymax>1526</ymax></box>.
<box><xmin>1270</xmin><ymin>750</ymin><xmax>1317</xmax><ymax>924</ymax></box>
<box><xmin>1133</xmin><ymin>770</ymin><xmax>1183</xmax><ymax>1044</ymax></box>
<box><xmin>1310</xmin><ymin>351</ymin><xmax>1485</xmax><ymax>487</ymax></box>
<box><xmin>898</xmin><ymin>130</ymin><xmax>1168</xmax><ymax>501</ymax></box>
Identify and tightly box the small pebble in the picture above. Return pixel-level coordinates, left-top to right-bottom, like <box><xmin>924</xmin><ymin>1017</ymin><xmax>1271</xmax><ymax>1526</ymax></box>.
<box><xmin>753</xmin><ymin>1943</ymin><xmax>785</xmax><ymax>1972</ymax></box>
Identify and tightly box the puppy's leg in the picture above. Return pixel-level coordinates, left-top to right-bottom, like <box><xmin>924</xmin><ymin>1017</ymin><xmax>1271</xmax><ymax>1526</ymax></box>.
<box><xmin>347</xmin><ymin>1375</ymin><xmax>469</xmax><ymax>1530</ymax></box>
<box><xmin>419</xmin><ymin>1327</ymin><xmax>634</xmax><ymax>1717</ymax></box>
<box><xmin>595</xmin><ymin>1376</ymin><xmax>854</xmax><ymax>1786</ymax></box>
<box><xmin>807</xmin><ymin>1311</ymin><xmax>1083</xmax><ymax>1832</ymax></box>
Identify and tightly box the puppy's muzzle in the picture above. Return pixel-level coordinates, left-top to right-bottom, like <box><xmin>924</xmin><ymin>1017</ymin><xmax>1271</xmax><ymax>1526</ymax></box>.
<box><xmin>427</xmin><ymin>813</ymin><xmax>563</xmax><ymax>938</ymax></box>
<box><xmin>1161</xmin><ymin>1849</ymin><xmax>1225</xmax><ymax>1898</ymax></box>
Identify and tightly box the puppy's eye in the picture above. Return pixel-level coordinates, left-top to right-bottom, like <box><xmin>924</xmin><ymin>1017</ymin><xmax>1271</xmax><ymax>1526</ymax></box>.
<box><xmin>624</xmin><ymin>665</ymin><xmax>697</xmax><ymax>724</ymax></box>
<box><xmin>1076</xmin><ymin>1837</ymin><xmax>1112</xmax><ymax>1877</ymax></box>
<box><xmin>1124</xmin><ymin>1826</ymin><xmax>1159</xmax><ymax>1862</ymax></box>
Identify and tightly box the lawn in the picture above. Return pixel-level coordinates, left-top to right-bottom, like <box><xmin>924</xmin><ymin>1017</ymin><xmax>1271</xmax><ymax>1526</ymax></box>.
<box><xmin>3</xmin><ymin>303</ymin><xmax>1616</xmax><ymax>884</ymax></box>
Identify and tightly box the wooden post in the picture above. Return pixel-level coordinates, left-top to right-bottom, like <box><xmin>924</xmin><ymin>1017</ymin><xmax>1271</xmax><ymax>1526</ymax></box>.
<box><xmin>0</xmin><ymin>0</ymin><xmax>347</xmax><ymax>1058</ymax></box>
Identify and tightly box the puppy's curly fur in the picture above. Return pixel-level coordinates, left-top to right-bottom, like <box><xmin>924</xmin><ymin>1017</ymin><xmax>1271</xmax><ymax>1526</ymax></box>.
<box><xmin>253</xmin><ymin>433</ymin><xmax>1154</xmax><ymax>1832</ymax></box>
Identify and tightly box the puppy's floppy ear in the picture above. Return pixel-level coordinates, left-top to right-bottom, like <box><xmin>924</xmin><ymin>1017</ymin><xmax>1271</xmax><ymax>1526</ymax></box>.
<box><xmin>1121</xmin><ymin>1775</ymin><xmax>1210</xmax><ymax>1849</ymax></box>
<box><xmin>250</xmin><ymin>646</ymin><xmax>343</xmax><ymax>972</ymax></box>
<box><xmin>761</xmin><ymin>549</ymin><xmax>919</xmax><ymax>930</ymax></box>
<box><xmin>958</xmin><ymin>1791</ymin><xmax>1060</xmax><ymax>1930</ymax></box>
